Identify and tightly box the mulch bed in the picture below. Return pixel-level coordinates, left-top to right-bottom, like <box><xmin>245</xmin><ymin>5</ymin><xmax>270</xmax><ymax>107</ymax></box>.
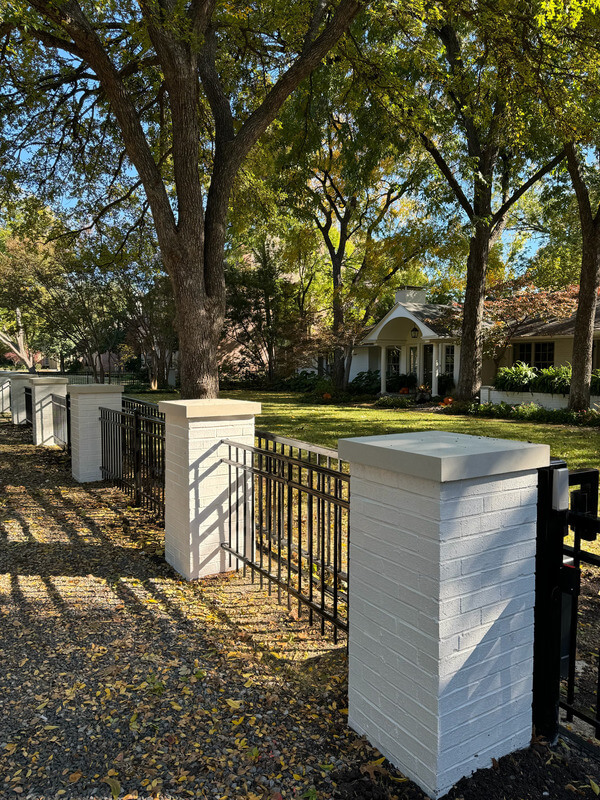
<box><xmin>2</xmin><ymin>419</ymin><xmax>600</xmax><ymax>799</ymax></box>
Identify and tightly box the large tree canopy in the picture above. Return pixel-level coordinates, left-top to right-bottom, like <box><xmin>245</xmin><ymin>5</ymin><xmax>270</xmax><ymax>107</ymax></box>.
<box><xmin>0</xmin><ymin>0</ymin><xmax>363</xmax><ymax>397</ymax></box>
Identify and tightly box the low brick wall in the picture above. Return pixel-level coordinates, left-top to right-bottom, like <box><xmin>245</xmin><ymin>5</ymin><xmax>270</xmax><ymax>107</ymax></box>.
<box><xmin>480</xmin><ymin>386</ymin><xmax>600</xmax><ymax>410</ymax></box>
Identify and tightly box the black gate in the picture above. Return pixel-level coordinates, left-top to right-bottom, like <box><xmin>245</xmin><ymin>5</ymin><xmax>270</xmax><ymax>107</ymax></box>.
<box><xmin>100</xmin><ymin>398</ymin><xmax>165</xmax><ymax>516</ymax></box>
<box><xmin>220</xmin><ymin>431</ymin><xmax>349</xmax><ymax>641</ymax></box>
<box><xmin>52</xmin><ymin>394</ymin><xmax>70</xmax><ymax>451</ymax></box>
<box><xmin>534</xmin><ymin>462</ymin><xmax>600</xmax><ymax>740</ymax></box>
<box><xmin>24</xmin><ymin>386</ymin><xmax>33</xmax><ymax>426</ymax></box>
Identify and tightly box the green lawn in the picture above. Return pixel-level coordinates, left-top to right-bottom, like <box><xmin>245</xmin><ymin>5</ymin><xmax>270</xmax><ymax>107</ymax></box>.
<box><xmin>128</xmin><ymin>389</ymin><xmax>599</xmax><ymax>471</ymax></box>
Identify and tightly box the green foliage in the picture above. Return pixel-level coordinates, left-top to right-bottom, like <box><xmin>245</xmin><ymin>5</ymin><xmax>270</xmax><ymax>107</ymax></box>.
<box><xmin>374</xmin><ymin>395</ymin><xmax>413</xmax><ymax>409</ymax></box>
<box><xmin>494</xmin><ymin>362</ymin><xmax>540</xmax><ymax>392</ymax></box>
<box><xmin>386</xmin><ymin>372</ymin><xmax>418</xmax><ymax>392</ymax></box>
<box><xmin>276</xmin><ymin>370</ymin><xmax>322</xmax><ymax>393</ymax></box>
<box><xmin>437</xmin><ymin>374</ymin><xmax>455</xmax><ymax>396</ymax></box>
<box><xmin>441</xmin><ymin>400</ymin><xmax>600</xmax><ymax>427</ymax></box>
<box><xmin>347</xmin><ymin>370</ymin><xmax>380</xmax><ymax>395</ymax></box>
<box><xmin>495</xmin><ymin>364</ymin><xmax>600</xmax><ymax>396</ymax></box>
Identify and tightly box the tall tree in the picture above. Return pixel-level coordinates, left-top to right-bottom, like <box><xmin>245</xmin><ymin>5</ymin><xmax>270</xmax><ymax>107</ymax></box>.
<box><xmin>356</xmin><ymin>3</ymin><xmax>565</xmax><ymax>398</ymax></box>
<box><xmin>277</xmin><ymin>73</ymin><xmax>436</xmax><ymax>390</ymax></box>
<box><xmin>0</xmin><ymin>0</ymin><xmax>363</xmax><ymax>397</ymax></box>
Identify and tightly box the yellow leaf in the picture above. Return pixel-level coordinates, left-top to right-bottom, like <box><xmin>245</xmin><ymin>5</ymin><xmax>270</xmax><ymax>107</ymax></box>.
<box><xmin>293</xmin><ymin>773</ymin><xmax>302</xmax><ymax>780</ymax></box>
<box><xmin>591</xmin><ymin>779</ymin><xmax>600</xmax><ymax>796</ymax></box>
<box><xmin>226</xmin><ymin>699</ymin><xmax>242</xmax><ymax>710</ymax></box>
<box><xmin>390</xmin><ymin>775</ymin><xmax>408</xmax><ymax>783</ymax></box>
<box><xmin>4</xmin><ymin>744</ymin><xmax>17</xmax><ymax>755</ymax></box>
<box><xmin>370</xmin><ymin>757</ymin><xmax>386</xmax><ymax>766</ymax></box>
<box><xmin>170</xmin><ymin>702</ymin><xmax>182</xmax><ymax>711</ymax></box>
<box><xmin>68</xmin><ymin>772</ymin><xmax>82</xmax><ymax>783</ymax></box>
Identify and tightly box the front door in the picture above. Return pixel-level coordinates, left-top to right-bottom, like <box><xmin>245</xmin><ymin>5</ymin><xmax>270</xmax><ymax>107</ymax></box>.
<box><xmin>423</xmin><ymin>345</ymin><xmax>433</xmax><ymax>388</ymax></box>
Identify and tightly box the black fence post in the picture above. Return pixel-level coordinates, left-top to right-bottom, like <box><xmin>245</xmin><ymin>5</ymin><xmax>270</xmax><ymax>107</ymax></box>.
<box><xmin>533</xmin><ymin>460</ymin><xmax>569</xmax><ymax>743</ymax></box>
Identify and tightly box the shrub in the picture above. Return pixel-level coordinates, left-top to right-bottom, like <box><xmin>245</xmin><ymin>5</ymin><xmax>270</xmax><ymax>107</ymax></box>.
<box><xmin>439</xmin><ymin>400</ymin><xmax>600</xmax><ymax>427</ymax></box>
<box><xmin>278</xmin><ymin>370</ymin><xmax>322</xmax><ymax>393</ymax></box>
<box><xmin>374</xmin><ymin>395</ymin><xmax>413</xmax><ymax>409</ymax></box>
<box><xmin>348</xmin><ymin>370</ymin><xmax>380</xmax><ymax>395</ymax></box>
<box><xmin>386</xmin><ymin>372</ymin><xmax>418</xmax><ymax>392</ymax></box>
<box><xmin>494</xmin><ymin>362</ymin><xmax>538</xmax><ymax>392</ymax></box>
<box><xmin>437</xmin><ymin>373</ymin><xmax>455</xmax><ymax>396</ymax></box>
<box><xmin>532</xmin><ymin>364</ymin><xmax>571</xmax><ymax>395</ymax></box>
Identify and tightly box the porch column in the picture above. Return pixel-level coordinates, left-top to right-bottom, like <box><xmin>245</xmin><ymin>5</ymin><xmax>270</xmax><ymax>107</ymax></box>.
<box><xmin>159</xmin><ymin>399</ymin><xmax>261</xmax><ymax>580</ymax></box>
<box><xmin>339</xmin><ymin>430</ymin><xmax>550</xmax><ymax>799</ymax></box>
<box><xmin>10</xmin><ymin>373</ymin><xmax>32</xmax><ymax>425</ymax></box>
<box><xmin>431</xmin><ymin>343</ymin><xmax>440</xmax><ymax>396</ymax></box>
<box><xmin>379</xmin><ymin>346</ymin><xmax>387</xmax><ymax>394</ymax></box>
<box><xmin>453</xmin><ymin>344</ymin><xmax>461</xmax><ymax>387</ymax></box>
<box><xmin>30</xmin><ymin>376</ymin><xmax>68</xmax><ymax>446</ymax></box>
<box><xmin>70</xmin><ymin>384</ymin><xmax>124</xmax><ymax>482</ymax></box>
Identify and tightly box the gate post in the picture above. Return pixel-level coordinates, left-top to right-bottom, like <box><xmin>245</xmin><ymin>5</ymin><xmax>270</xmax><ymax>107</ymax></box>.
<box><xmin>10</xmin><ymin>373</ymin><xmax>33</xmax><ymax>425</ymax></box>
<box><xmin>338</xmin><ymin>430</ymin><xmax>550</xmax><ymax>800</ymax></box>
<box><xmin>532</xmin><ymin>461</ymin><xmax>569</xmax><ymax>742</ymax></box>
<box><xmin>0</xmin><ymin>371</ymin><xmax>13</xmax><ymax>414</ymax></box>
<box><xmin>158</xmin><ymin>399</ymin><xmax>261</xmax><ymax>581</ymax></box>
<box><xmin>69</xmin><ymin>384</ymin><xmax>124</xmax><ymax>482</ymax></box>
<box><xmin>29</xmin><ymin>376</ymin><xmax>69</xmax><ymax>446</ymax></box>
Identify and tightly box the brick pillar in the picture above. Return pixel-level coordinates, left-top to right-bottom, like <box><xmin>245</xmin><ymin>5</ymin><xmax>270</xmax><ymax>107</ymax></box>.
<box><xmin>10</xmin><ymin>374</ymin><xmax>32</xmax><ymax>425</ymax></box>
<box><xmin>338</xmin><ymin>430</ymin><xmax>550</xmax><ymax>800</ymax></box>
<box><xmin>30</xmin><ymin>377</ymin><xmax>69</xmax><ymax>446</ymax></box>
<box><xmin>159</xmin><ymin>399</ymin><xmax>261</xmax><ymax>581</ymax></box>
<box><xmin>70</xmin><ymin>384</ymin><xmax>124</xmax><ymax>482</ymax></box>
<box><xmin>0</xmin><ymin>371</ymin><xmax>13</xmax><ymax>414</ymax></box>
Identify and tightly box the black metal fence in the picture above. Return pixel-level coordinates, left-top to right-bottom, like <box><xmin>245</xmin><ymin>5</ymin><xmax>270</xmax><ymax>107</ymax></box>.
<box><xmin>52</xmin><ymin>394</ymin><xmax>71</xmax><ymax>451</ymax></box>
<box><xmin>535</xmin><ymin>463</ymin><xmax>600</xmax><ymax>741</ymax></box>
<box><xmin>100</xmin><ymin>397</ymin><xmax>165</xmax><ymax>516</ymax></box>
<box><xmin>24</xmin><ymin>386</ymin><xmax>33</xmax><ymax>426</ymax></box>
<box><xmin>220</xmin><ymin>430</ymin><xmax>350</xmax><ymax>640</ymax></box>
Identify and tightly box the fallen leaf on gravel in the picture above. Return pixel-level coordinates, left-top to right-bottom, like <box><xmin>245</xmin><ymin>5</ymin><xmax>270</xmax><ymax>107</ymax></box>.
<box><xmin>591</xmin><ymin>779</ymin><xmax>600</xmax><ymax>796</ymax></box>
<box><xmin>226</xmin><ymin>698</ymin><xmax>242</xmax><ymax>709</ymax></box>
<box><xmin>103</xmin><ymin>776</ymin><xmax>121</xmax><ymax>799</ymax></box>
<box><xmin>68</xmin><ymin>772</ymin><xmax>82</xmax><ymax>783</ymax></box>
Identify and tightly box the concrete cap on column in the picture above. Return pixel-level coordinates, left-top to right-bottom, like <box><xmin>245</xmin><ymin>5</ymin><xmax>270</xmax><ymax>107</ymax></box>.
<box><xmin>339</xmin><ymin>430</ymin><xmax>550</xmax><ymax>482</ymax></box>
<box><xmin>29</xmin><ymin>377</ymin><xmax>69</xmax><ymax>386</ymax></box>
<box><xmin>69</xmin><ymin>384</ymin><xmax>125</xmax><ymax>395</ymax></box>
<box><xmin>159</xmin><ymin>398</ymin><xmax>261</xmax><ymax>419</ymax></box>
<box><xmin>9</xmin><ymin>373</ymin><xmax>33</xmax><ymax>381</ymax></box>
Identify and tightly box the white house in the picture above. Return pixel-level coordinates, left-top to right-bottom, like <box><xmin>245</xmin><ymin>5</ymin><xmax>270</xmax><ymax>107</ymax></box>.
<box><xmin>348</xmin><ymin>286</ymin><xmax>600</xmax><ymax>395</ymax></box>
<box><xmin>349</xmin><ymin>287</ymin><xmax>459</xmax><ymax>395</ymax></box>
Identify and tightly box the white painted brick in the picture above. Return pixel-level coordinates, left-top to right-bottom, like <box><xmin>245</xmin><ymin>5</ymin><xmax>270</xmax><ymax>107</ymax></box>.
<box><xmin>344</xmin><ymin>431</ymin><xmax>542</xmax><ymax>799</ymax></box>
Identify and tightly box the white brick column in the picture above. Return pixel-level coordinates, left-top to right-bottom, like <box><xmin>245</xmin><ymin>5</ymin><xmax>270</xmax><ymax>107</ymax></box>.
<box><xmin>10</xmin><ymin>374</ymin><xmax>33</xmax><ymax>425</ymax></box>
<box><xmin>70</xmin><ymin>384</ymin><xmax>124</xmax><ymax>482</ymax></box>
<box><xmin>159</xmin><ymin>399</ymin><xmax>261</xmax><ymax>581</ymax></box>
<box><xmin>0</xmin><ymin>371</ymin><xmax>13</xmax><ymax>414</ymax></box>
<box><xmin>338</xmin><ymin>430</ymin><xmax>550</xmax><ymax>800</ymax></box>
<box><xmin>30</xmin><ymin>377</ymin><xmax>69</xmax><ymax>446</ymax></box>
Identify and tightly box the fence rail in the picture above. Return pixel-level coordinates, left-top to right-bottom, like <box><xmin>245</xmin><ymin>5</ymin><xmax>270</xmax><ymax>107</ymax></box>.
<box><xmin>221</xmin><ymin>430</ymin><xmax>349</xmax><ymax>640</ymax></box>
<box><xmin>52</xmin><ymin>394</ymin><xmax>70</xmax><ymax>451</ymax></box>
<box><xmin>100</xmin><ymin>399</ymin><xmax>165</xmax><ymax>516</ymax></box>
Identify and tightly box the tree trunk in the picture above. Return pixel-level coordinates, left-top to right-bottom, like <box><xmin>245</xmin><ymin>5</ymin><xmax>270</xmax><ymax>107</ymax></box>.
<box><xmin>331</xmin><ymin>254</ymin><xmax>345</xmax><ymax>392</ymax></box>
<box><xmin>170</xmin><ymin>258</ymin><xmax>224</xmax><ymax>399</ymax></box>
<box><xmin>456</xmin><ymin>224</ymin><xmax>490</xmax><ymax>400</ymax></box>
<box><xmin>566</xmin><ymin>142</ymin><xmax>600</xmax><ymax>411</ymax></box>
<box><xmin>569</xmin><ymin>226</ymin><xmax>600</xmax><ymax>410</ymax></box>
